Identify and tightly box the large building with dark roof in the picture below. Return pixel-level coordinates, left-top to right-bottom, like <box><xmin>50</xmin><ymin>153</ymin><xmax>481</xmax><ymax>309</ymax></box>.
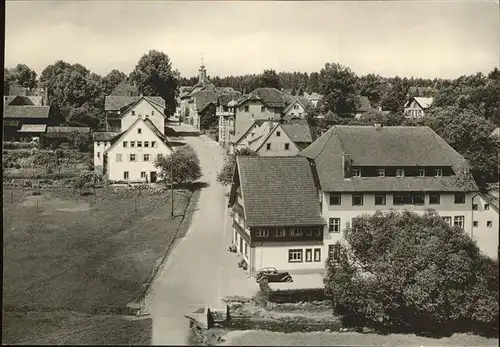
<box><xmin>228</xmin><ymin>123</ymin><xmax>490</xmax><ymax>275</ymax></box>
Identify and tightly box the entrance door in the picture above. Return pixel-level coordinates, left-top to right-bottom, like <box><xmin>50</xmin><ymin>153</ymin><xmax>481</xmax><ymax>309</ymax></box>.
<box><xmin>150</xmin><ymin>171</ymin><xmax>157</xmax><ymax>183</ymax></box>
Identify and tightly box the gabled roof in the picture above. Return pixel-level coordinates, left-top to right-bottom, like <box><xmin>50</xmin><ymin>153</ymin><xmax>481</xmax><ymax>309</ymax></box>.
<box><xmin>356</xmin><ymin>96</ymin><xmax>376</xmax><ymax>113</ymax></box>
<box><xmin>283</xmin><ymin>96</ymin><xmax>313</xmax><ymax>114</ymax></box>
<box><xmin>480</xmin><ymin>191</ymin><xmax>499</xmax><ymax>212</ymax></box>
<box><xmin>104</xmin><ymin>96</ymin><xmax>165</xmax><ymax>111</ymax></box>
<box><xmin>194</xmin><ymin>90</ymin><xmax>217</xmax><ymax>112</ymax></box>
<box><xmin>6</xmin><ymin>95</ymin><xmax>36</xmax><ymax>106</ymax></box>
<box><xmin>4</xmin><ymin>96</ymin><xmax>17</xmax><ymax>105</ymax></box>
<box><xmin>119</xmin><ymin>96</ymin><xmax>166</xmax><ymax>119</ymax></box>
<box><xmin>110</xmin><ymin>79</ymin><xmax>140</xmax><ymax>96</ymax></box>
<box><xmin>300</xmin><ymin>125</ymin><xmax>477</xmax><ymax>192</ymax></box>
<box><xmin>93</xmin><ymin>132</ymin><xmax>121</xmax><ymax>141</ymax></box>
<box><xmin>491</xmin><ymin>127</ymin><xmax>500</xmax><ymax>138</ymax></box>
<box><xmin>411</xmin><ymin>97</ymin><xmax>434</xmax><ymax>109</ymax></box>
<box><xmin>3</xmin><ymin>106</ymin><xmax>51</xmax><ymax>119</ymax></box>
<box><xmin>232</xmin><ymin>156</ymin><xmax>325</xmax><ymax>227</ymax></box>
<box><xmin>280</xmin><ymin>123</ymin><xmax>313</xmax><ymax>144</ymax></box>
<box><xmin>251</xmin><ymin>122</ymin><xmax>280</xmax><ymax>151</ymax></box>
<box><xmin>238</xmin><ymin>88</ymin><xmax>285</xmax><ymax>108</ymax></box>
<box><xmin>232</xmin><ymin>119</ymin><xmax>272</xmax><ymax>145</ymax></box>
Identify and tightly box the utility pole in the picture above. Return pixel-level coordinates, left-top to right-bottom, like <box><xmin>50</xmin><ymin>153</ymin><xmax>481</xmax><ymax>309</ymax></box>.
<box><xmin>171</xmin><ymin>165</ymin><xmax>174</xmax><ymax>217</ymax></box>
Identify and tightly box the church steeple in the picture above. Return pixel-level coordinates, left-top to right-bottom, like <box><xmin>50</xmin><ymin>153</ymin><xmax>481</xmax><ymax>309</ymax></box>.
<box><xmin>198</xmin><ymin>53</ymin><xmax>207</xmax><ymax>82</ymax></box>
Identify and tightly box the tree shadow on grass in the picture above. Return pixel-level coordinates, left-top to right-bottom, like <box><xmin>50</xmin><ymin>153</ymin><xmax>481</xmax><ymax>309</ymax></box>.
<box><xmin>173</xmin><ymin>181</ymin><xmax>209</xmax><ymax>192</ymax></box>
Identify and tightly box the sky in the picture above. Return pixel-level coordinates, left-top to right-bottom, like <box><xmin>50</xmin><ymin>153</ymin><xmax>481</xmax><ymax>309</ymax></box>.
<box><xmin>4</xmin><ymin>0</ymin><xmax>500</xmax><ymax>79</ymax></box>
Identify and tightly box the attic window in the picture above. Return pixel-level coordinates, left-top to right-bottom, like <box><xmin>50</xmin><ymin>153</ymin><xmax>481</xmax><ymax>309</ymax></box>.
<box><xmin>434</xmin><ymin>168</ymin><xmax>443</xmax><ymax>177</ymax></box>
<box><xmin>352</xmin><ymin>168</ymin><xmax>361</xmax><ymax>177</ymax></box>
<box><xmin>132</xmin><ymin>111</ymin><xmax>135</xmax><ymax>116</ymax></box>
<box><xmin>396</xmin><ymin>168</ymin><xmax>405</xmax><ymax>177</ymax></box>
<box><xmin>138</xmin><ymin>128</ymin><xmax>142</xmax><ymax>134</ymax></box>
<box><xmin>277</xmin><ymin>131</ymin><xmax>281</xmax><ymax>137</ymax></box>
<box><xmin>261</xmin><ymin>106</ymin><xmax>265</xmax><ymax>112</ymax></box>
<box><xmin>285</xmin><ymin>143</ymin><xmax>290</xmax><ymax>150</ymax></box>
<box><xmin>244</xmin><ymin>105</ymin><xmax>249</xmax><ymax>112</ymax></box>
<box><xmin>152</xmin><ymin>111</ymin><xmax>154</xmax><ymax>115</ymax></box>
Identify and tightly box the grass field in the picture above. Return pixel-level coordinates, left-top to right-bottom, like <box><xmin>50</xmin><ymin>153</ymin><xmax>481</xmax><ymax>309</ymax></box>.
<box><xmin>220</xmin><ymin>330</ymin><xmax>499</xmax><ymax>346</ymax></box>
<box><xmin>2</xmin><ymin>186</ymin><xmax>198</xmax><ymax>344</ymax></box>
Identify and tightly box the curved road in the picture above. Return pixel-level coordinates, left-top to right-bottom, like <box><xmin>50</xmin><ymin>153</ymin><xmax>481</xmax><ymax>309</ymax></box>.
<box><xmin>143</xmin><ymin>128</ymin><xmax>255</xmax><ymax>345</ymax></box>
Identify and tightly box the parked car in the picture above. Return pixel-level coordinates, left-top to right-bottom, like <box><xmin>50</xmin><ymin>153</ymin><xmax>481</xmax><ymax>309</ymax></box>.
<box><xmin>255</xmin><ymin>267</ymin><xmax>293</xmax><ymax>283</ymax></box>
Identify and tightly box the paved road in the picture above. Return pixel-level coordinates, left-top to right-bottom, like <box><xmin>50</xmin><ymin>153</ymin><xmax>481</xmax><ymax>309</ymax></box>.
<box><xmin>143</xmin><ymin>127</ymin><xmax>256</xmax><ymax>345</ymax></box>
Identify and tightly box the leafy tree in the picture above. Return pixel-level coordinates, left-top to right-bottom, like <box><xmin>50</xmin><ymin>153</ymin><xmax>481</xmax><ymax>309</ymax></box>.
<box><xmin>129</xmin><ymin>50</ymin><xmax>180</xmax><ymax>118</ymax></box>
<box><xmin>291</xmin><ymin>87</ymin><xmax>296</xmax><ymax>96</ymax></box>
<box><xmin>325</xmin><ymin>210</ymin><xmax>499</xmax><ymax>336</ymax></box>
<box><xmin>306</xmin><ymin>72</ymin><xmax>320</xmax><ymax>93</ymax></box>
<box><xmin>67</xmin><ymin>105</ymin><xmax>101</xmax><ymax>130</ymax></box>
<box><xmin>318</xmin><ymin>63</ymin><xmax>359</xmax><ymax>116</ymax></box>
<box><xmin>154</xmin><ymin>146</ymin><xmax>201</xmax><ymax>184</ymax></box>
<box><xmin>259</xmin><ymin>69</ymin><xmax>282</xmax><ymax>90</ymax></box>
<box><xmin>356</xmin><ymin>74</ymin><xmax>386</xmax><ymax>107</ymax></box>
<box><xmin>102</xmin><ymin>69</ymin><xmax>127</xmax><ymax>95</ymax></box>
<box><xmin>216</xmin><ymin>148</ymin><xmax>258</xmax><ymax>186</ymax></box>
<box><xmin>199</xmin><ymin>104</ymin><xmax>218</xmax><ymax>131</ymax></box>
<box><xmin>380</xmin><ymin>76</ymin><xmax>408</xmax><ymax>113</ymax></box>
<box><xmin>74</xmin><ymin>171</ymin><xmax>102</xmax><ymax>195</ymax></box>
<box><xmin>424</xmin><ymin>107</ymin><xmax>499</xmax><ymax>186</ymax></box>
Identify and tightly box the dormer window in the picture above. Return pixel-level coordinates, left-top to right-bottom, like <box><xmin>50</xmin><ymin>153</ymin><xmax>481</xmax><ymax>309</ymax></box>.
<box><xmin>376</xmin><ymin>168</ymin><xmax>385</xmax><ymax>177</ymax></box>
<box><xmin>418</xmin><ymin>169</ymin><xmax>425</xmax><ymax>177</ymax></box>
<box><xmin>396</xmin><ymin>168</ymin><xmax>405</xmax><ymax>177</ymax></box>
<box><xmin>352</xmin><ymin>168</ymin><xmax>361</xmax><ymax>177</ymax></box>
<box><xmin>434</xmin><ymin>168</ymin><xmax>443</xmax><ymax>177</ymax></box>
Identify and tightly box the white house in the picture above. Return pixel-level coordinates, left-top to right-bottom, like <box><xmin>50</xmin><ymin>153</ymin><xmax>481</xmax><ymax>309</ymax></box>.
<box><xmin>404</xmin><ymin>97</ymin><xmax>434</xmax><ymax>118</ymax></box>
<box><xmin>471</xmin><ymin>191</ymin><xmax>499</xmax><ymax>259</ymax></box>
<box><xmin>93</xmin><ymin>96</ymin><xmax>174</xmax><ymax>183</ymax></box>
<box><xmin>283</xmin><ymin>96</ymin><xmax>312</xmax><ymax>121</ymax></box>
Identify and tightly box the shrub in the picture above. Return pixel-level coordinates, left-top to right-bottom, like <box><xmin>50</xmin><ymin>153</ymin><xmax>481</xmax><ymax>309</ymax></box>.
<box><xmin>268</xmin><ymin>288</ymin><xmax>328</xmax><ymax>304</ymax></box>
<box><xmin>324</xmin><ymin>210</ymin><xmax>499</xmax><ymax>336</ymax></box>
<box><xmin>32</xmin><ymin>191</ymin><xmax>42</xmax><ymax>196</ymax></box>
<box><xmin>14</xmin><ymin>163</ymin><xmax>21</xmax><ymax>169</ymax></box>
<box><xmin>154</xmin><ymin>146</ymin><xmax>201</xmax><ymax>184</ymax></box>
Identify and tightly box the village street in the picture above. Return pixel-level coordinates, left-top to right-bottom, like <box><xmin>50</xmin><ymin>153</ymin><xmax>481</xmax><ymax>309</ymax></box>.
<box><xmin>143</xmin><ymin>124</ymin><xmax>256</xmax><ymax>345</ymax></box>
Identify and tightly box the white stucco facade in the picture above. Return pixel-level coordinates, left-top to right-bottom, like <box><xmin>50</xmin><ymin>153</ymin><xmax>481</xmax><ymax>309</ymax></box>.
<box><xmin>121</xmin><ymin>98</ymin><xmax>165</xmax><ymax>134</ymax></box>
<box><xmin>105</xmin><ymin>118</ymin><xmax>172</xmax><ymax>182</ymax></box>
<box><xmin>255</xmin><ymin>124</ymin><xmax>300</xmax><ymax>156</ymax></box>
<box><xmin>94</xmin><ymin>140</ymin><xmax>112</xmax><ymax>173</ymax></box>
<box><xmin>471</xmin><ymin>194</ymin><xmax>499</xmax><ymax>259</ymax></box>
<box><xmin>284</xmin><ymin>100</ymin><xmax>306</xmax><ymax>119</ymax></box>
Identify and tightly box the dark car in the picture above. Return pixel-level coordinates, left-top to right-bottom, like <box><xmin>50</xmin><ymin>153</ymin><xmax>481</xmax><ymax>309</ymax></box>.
<box><xmin>255</xmin><ymin>267</ymin><xmax>293</xmax><ymax>283</ymax></box>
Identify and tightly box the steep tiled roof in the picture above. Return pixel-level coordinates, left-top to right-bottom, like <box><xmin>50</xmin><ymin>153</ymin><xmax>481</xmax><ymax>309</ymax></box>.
<box><xmin>356</xmin><ymin>96</ymin><xmax>376</xmax><ymax>113</ymax></box>
<box><xmin>93</xmin><ymin>132</ymin><xmax>121</xmax><ymax>141</ymax></box>
<box><xmin>218</xmin><ymin>92</ymin><xmax>241</xmax><ymax>106</ymax></box>
<box><xmin>300</xmin><ymin>125</ymin><xmax>477</xmax><ymax>192</ymax></box>
<box><xmin>110</xmin><ymin>79</ymin><xmax>139</xmax><ymax>96</ymax></box>
<box><xmin>413</xmin><ymin>97</ymin><xmax>434</xmax><ymax>109</ymax></box>
<box><xmin>3</xmin><ymin>106</ymin><xmax>51</xmax><ymax>119</ymax></box>
<box><xmin>235</xmin><ymin>156</ymin><xmax>325</xmax><ymax>227</ymax></box>
<box><xmin>194</xmin><ymin>90</ymin><xmax>217</xmax><ymax>112</ymax></box>
<box><xmin>19</xmin><ymin>124</ymin><xmax>47</xmax><ymax>133</ymax></box>
<box><xmin>284</xmin><ymin>96</ymin><xmax>313</xmax><ymax>114</ymax></box>
<box><xmin>239</xmin><ymin>88</ymin><xmax>285</xmax><ymax>108</ymax></box>
<box><xmin>144</xmin><ymin>118</ymin><xmax>168</xmax><ymax>141</ymax></box>
<box><xmin>281</xmin><ymin>123</ymin><xmax>313</xmax><ymax>144</ymax></box>
<box><xmin>104</xmin><ymin>96</ymin><xmax>165</xmax><ymax>111</ymax></box>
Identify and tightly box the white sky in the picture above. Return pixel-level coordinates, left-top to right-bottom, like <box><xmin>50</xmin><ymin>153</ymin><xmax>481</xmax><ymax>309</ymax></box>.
<box><xmin>4</xmin><ymin>0</ymin><xmax>500</xmax><ymax>79</ymax></box>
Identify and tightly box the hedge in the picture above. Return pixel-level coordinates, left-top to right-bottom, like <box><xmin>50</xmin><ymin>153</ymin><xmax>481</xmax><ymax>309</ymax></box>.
<box><xmin>268</xmin><ymin>288</ymin><xmax>329</xmax><ymax>303</ymax></box>
<box><xmin>3</xmin><ymin>142</ymin><xmax>38</xmax><ymax>150</ymax></box>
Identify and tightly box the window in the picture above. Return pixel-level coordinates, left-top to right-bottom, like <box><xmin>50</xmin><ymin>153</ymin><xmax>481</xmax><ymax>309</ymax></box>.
<box><xmin>396</xmin><ymin>168</ymin><xmax>405</xmax><ymax>177</ymax></box>
<box><xmin>393</xmin><ymin>193</ymin><xmax>405</xmax><ymax>205</ymax></box>
<box><xmin>144</xmin><ymin>141</ymin><xmax>149</xmax><ymax>148</ymax></box>
<box><xmin>329</xmin><ymin>218</ymin><xmax>340</xmax><ymax>233</ymax></box>
<box><xmin>124</xmin><ymin>171</ymin><xmax>129</xmax><ymax>180</ymax></box>
<box><xmin>305</xmin><ymin>249</ymin><xmax>313</xmax><ymax>262</ymax></box>
<box><xmin>290</xmin><ymin>228</ymin><xmax>303</xmax><ymax>236</ymax></box>
<box><xmin>130</xmin><ymin>141</ymin><xmax>135</xmax><ymax>148</ymax></box>
<box><xmin>256</xmin><ymin>228</ymin><xmax>269</xmax><ymax>237</ymax></box>
<box><xmin>442</xmin><ymin>216</ymin><xmax>452</xmax><ymax>227</ymax></box>
<box><xmin>454</xmin><ymin>216</ymin><xmax>465</xmax><ymax>229</ymax></box>
<box><xmin>129</xmin><ymin>154</ymin><xmax>136</xmax><ymax>162</ymax></box>
<box><xmin>97</xmin><ymin>141</ymin><xmax>101</xmax><ymax>146</ymax></box>
<box><xmin>97</xmin><ymin>152</ymin><xmax>101</xmax><ymax>159</ymax></box>
<box><xmin>141</xmin><ymin>172</ymin><xmax>146</xmax><ymax>178</ymax></box>
<box><xmin>245</xmin><ymin>243</ymin><xmax>248</xmax><ymax>257</ymax></box>
<box><xmin>305</xmin><ymin>228</ymin><xmax>313</xmax><ymax>236</ymax></box>
<box><xmin>414</xmin><ymin>193</ymin><xmax>425</xmax><ymax>205</ymax></box>
<box><xmin>123</xmin><ymin>141</ymin><xmax>128</xmax><ymax>148</ymax></box>
<box><xmin>454</xmin><ymin>193</ymin><xmax>465</xmax><ymax>204</ymax></box>
<box><xmin>434</xmin><ymin>168</ymin><xmax>443</xmax><ymax>177</ymax></box>
<box><xmin>418</xmin><ymin>169</ymin><xmax>425</xmax><ymax>177</ymax></box>
<box><xmin>375</xmin><ymin>193</ymin><xmax>386</xmax><ymax>205</ymax></box>
<box><xmin>314</xmin><ymin>249</ymin><xmax>321</xmax><ymax>262</ymax></box>
<box><xmin>352</xmin><ymin>194</ymin><xmax>364</xmax><ymax>206</ymax></box>
<box><xmin>275</xmin><ymin>228</ymin><xmax>286</xmax><ymax>237</ymax></box>
<box><xmin>352</xmin><ymin>168</ymin><xmax>361</xmax><ymax>177</ymax></box>
<box><xmin>484</xmin><ymin>204</ymin><xmax>490</xmax><ymax>211</ymax></box>
<box><xmin>473</xmin><ymin>204</ymin><xmax>478</xmax><ymax>210</ymax></box>
<box><xmin>132</xmin><ymin>111</ymin><xmax>135</xmax><ymax>116</ymax></box>
<box><xmin>473</xmin><ymin>221</ymin><xmax>478</xmax><ymax>227</ymax></box>
<box><xmin>284</xmin><ymin>143</ymin><xmax>290</xmax><ymax>150</ymax></box>
<box><xmin>151</xmin><ymin>141</ymin><xmax>156</xmax><ymax>148</ymax></box>
<box><xmin>429</xmin><ymin>192</ymin><xmax>440</xmax><ymax>205</ymax></box>
<box><xmin>143</xmin><ymin>154</ymin><xmax>150</xmax><ymax>162</ymax></box>
<box><xmin>328</xmin><ymin>243</ymin><xmax>341</xmax><ymax>262</ymax></box>
<box><xmin>277</xmin><ymin>131</ymin><xmax>281</xmax><ymax>137</ymax></box>
<box><xmin>315</xmin><ymin>228</ymin><xmax>323</xmax><ymax>236</ymax></box>
<box><xmin>329</xmin><ymin>193</ymin><xmax>341</xmax><ymax>206</ymax></box>
<box><xmin>261</xmin><ymin>106</ymin><xmax>265</xmax><ymax>112</ymax></box>
<box><xmin>266</xmin><ymin>143</ymin><xmax>271</xmax><ymax>151</ymax></box>
<box><xmin>152</xmin><ymin>111</ymin><xmax>155</xmax><ymax>115</ymax></box>
<box><xmin>487</xmin><ymin>221</ymin><xmax>492</xmax><ymax>227</ymax></box>
<box><xmin>116</xmin><ymin>154</ymin><xmax>122</xmax><ymax>162</ymax></box>
<box><xmin>377</xmin><ymin>168</ymin><xmax>385</xmax><ymax>177</ymax></box>
<box><xmin>288</xmin><ymin>249</ymin><xmax>303</xmax><ymax>263</ymax></box>
<box><xmin>137</xmin><ymin>141</ymin><xmax>142</xmax><ymax>148</ymax></box>
<box><xmin>138</xmin><ymin>128</ymin><xmax>142</xmax><ymax>134</ymax></box>
<box><xmin>244</xmin><ymin>105</ymin><xmax>249</xmax><ymax>112</ymax></box>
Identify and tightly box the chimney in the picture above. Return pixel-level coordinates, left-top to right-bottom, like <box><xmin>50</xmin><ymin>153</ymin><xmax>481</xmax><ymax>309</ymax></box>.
<box><xmin>374</xmin><ymin>123</ymin><xmax>382</xmax><ymax>130</ymax></box>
